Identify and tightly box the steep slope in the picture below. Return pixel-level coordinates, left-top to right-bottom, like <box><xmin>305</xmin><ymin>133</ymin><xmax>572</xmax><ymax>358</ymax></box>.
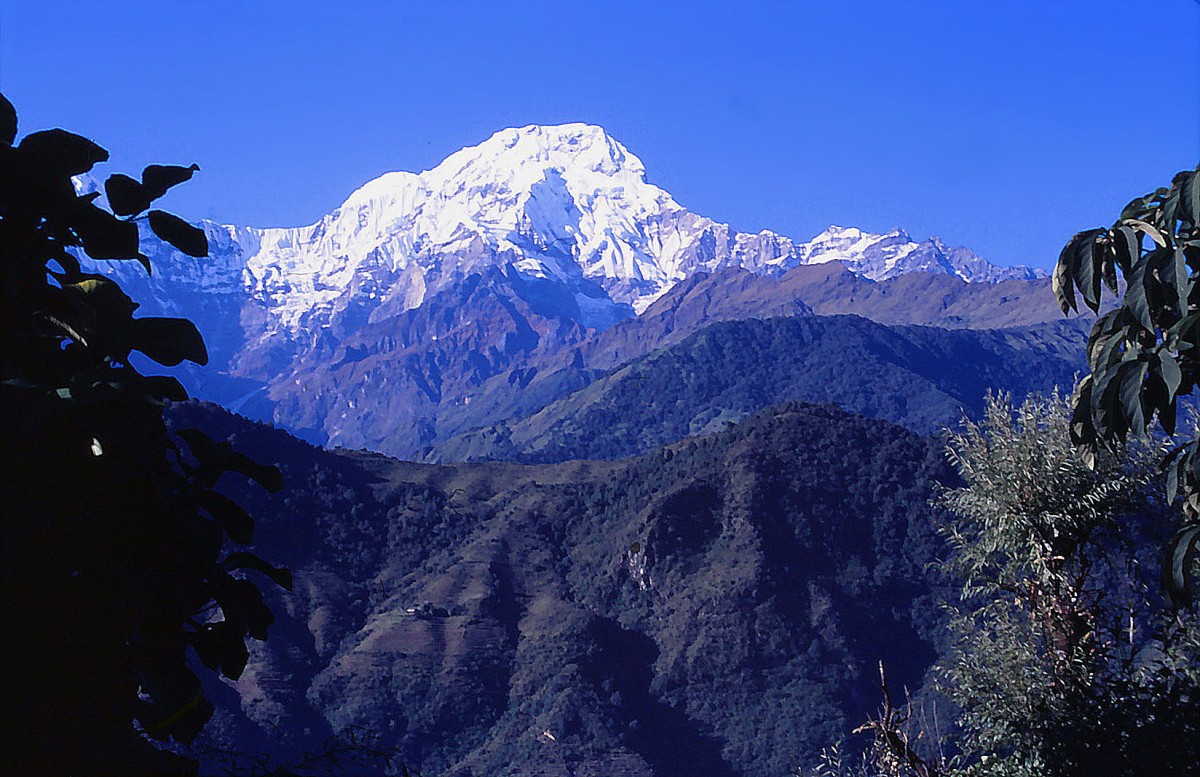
<box><xmin>172</xmin><ymin>401</ymin><xmax>954</xmax><ymax>777</ymax></box>
<box><xmin>429</xmin><ymin>315</ymin><xmax>1086</xmax><ymax>463</ymax></box>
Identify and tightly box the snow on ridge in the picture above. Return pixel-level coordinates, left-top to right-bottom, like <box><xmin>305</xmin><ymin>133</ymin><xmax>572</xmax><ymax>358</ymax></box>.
<box><xmin>796</xmin><ymin>224</ymin><xmax>1044</xmax><ymax>283</ymax></box>
<box><xmin>82</xmin><ymin>124</ymin><xmax>1044</xmax><ymax>335</ymax></box>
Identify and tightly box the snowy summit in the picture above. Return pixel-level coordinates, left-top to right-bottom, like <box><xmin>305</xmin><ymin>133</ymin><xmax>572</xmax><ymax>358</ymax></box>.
<box><xmin>96</xmin><ymin>123</ymin><xmax>1043</xmax><ymax>338</ymax></box>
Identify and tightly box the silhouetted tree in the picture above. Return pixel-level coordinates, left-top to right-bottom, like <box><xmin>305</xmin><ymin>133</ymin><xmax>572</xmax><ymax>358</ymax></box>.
<box><xmin>0</xmin><ymin>92</ymin><xmax>288</xmax><ymax>775</ymax></box>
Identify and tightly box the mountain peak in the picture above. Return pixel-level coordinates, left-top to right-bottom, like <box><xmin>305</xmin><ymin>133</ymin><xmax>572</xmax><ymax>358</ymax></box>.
<box><xmin>430</xmin><ymin>122</ymin><xmax>647</xmax><ymax>188</ymax></box>
<box><xmin>103</xmin><ymin>124</ymin><xmax>1044</xmax><ymax>343</ymax></box>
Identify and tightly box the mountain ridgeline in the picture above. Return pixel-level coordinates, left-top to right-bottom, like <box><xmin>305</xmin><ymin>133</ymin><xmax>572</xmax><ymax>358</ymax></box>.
<box><xmin>86</xmin><ymin>123</ymin><xmax>1073</xmax><ymax>459</ymax></box>
<box><xmin>172</xmin><ymin>400</ymin><xmax>954</xmax><ymax>776</ymax></box>
<box><xmin>426</xmin><ymin>314</ymin><xmax>1086</xmax><ymax>463</ymax></box>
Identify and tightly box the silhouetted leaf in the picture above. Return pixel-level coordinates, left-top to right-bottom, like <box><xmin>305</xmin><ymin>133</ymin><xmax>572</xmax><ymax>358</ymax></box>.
<box><xmin>200</xmin><ymin>491</ymin><xmax>254</xmax><ymax>545</ymax></box>
<box><xmin>104</xmin><ymin>173</ymin><xmax>151</xmax><ymax>216</ymax></box>
<box><xmin>190</xmin><ymin>621</ymin><xmax>249</xmax><ymax>680</ymax></box>
<box><xmin>144</xmin><ymin>375</ymin><xmax>189</xmax><ymax>402</ymax></box>
<box><xmin>141</xmin><ymin>163</ymin><xmax>199</xmax><ymax>200</ymax></box>
<box><xmin>0</xmin><ymin>92</ymin><xmax>15</xmax><ymax>146</ymax></box>
<box><xmin>148</xmin><ymin>210</ymin><xmax>207</xmax><ymax>257</ymax></box>
<box><xmin>221</xmin><ymin>552</ymin><xmax>293</xmax><ymax>590</ymax></box>
<box><xmin>223</xmin><ymin>451</ymin><xmax>284</xmax><ymax>493</ymax></box>
<box><xmin>65</xmin><ymin>275</ymin><xmax>139</xmax><ymax>320</ymax></box>
<box><xmin>215</xmin><ymin>577</ymin><xmax>274</xmax><ymax>640</ymax></box>
<box><xmin>19</xmin><ymin>129</ymin><xmax>108</xmax><ymax>177</ymax></box>
<box><xmin>72</xmin><ymin>203</ymin><xmax>140</xmax><ymax>260</ymax></box>
<box><xmin>130</xmin><ymin>317</ymin><xmax>208</xmax><ymax>366</ymax></box>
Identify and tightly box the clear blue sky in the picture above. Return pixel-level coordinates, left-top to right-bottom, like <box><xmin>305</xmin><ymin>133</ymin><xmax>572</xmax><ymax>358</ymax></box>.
<box><xmin>2</xmin><ymin>1</ymin><xmax>1198</xmax><ymax>270</ymax></box>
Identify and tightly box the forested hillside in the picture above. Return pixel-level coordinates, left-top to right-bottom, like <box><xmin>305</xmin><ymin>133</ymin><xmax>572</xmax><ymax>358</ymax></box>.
<box><xmin>429</xmin><ymin>315</ymin><xmax>1085</xmax><ymax>463</ymax></box>
<box><xmin>170</xmin><ymin>400</ymin><xmax>955</xmax><ymax>776</ymax></box>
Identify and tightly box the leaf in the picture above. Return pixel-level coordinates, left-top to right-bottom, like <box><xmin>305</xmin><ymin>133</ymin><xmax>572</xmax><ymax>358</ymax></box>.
<box><xmin>1165</xmin><ymin>524</ymin><xmax>1200</xmax><ymax>606</ymax></box>
<box><xmin>148</xmin><ymin>210</ymin><xmax>207</xmax><ymax>257</ymax></box>
<box><xmin>220</xmin><ymin>552</ymin><xmax>292</xmax><ymax>590</ymax></box>
<box><xmin>1166</xmin><ymin>449</ymin><xmax>1182</xmax><ymax>502</ymax></box>
<box><xmin>175</xmin><ymin>428</ymin><xmax>282</xmax><ymax>492</ymax></box>
<box><xmin>1181</xmin><ymin>167</ymin><xmax>1200</xmax><ymax>227</ymax></box>
<box><xmin>1054</xmin><ymin>232</ymin><xmax>1093</xmax><ymax>314</ymax></box>
<box><xmin>214</xmin><ymin>577</ymin><xmax>274</xmax><ymax>641</ymax></box>
<box><xmin>104</xmin><ymin>173</ymin><xmax>151</xmax><ymax>216</ymax></box>
<box><xmin>222</xmin><ymin>451</ymin><xmax>284</xmax><ymax>493</ymax></box>
<box><xmin>141</xmin><ymin>163</ymin><xmax>199</xmax><ymax>201</ymax></box>
<box><xmin>72</xmin><ymin>202</ymin><xmax>140</xmax><ymax>260</ymax></box>
<box><xmin>1071</xmin><ymin>231</ymin><xmax>1102</xmax><ymax>312</ymax></box>
<box><xmin>199</xmin><ymin>491</ymin><xmax>254</xmax><ymax>545</ymax></box>
<box><xmin>1168</xmin><ymin>247</ymin><xmax>1191</xmax><ymax>320</ymax></box>
<box><xmin>0</xmin><ymin>92</ymin><xmax>15</xmax><ymax>146</ymax></box>
<box><xmin>1157</xmin><ymin>351</ymin><xmax>1182</xmax><ymax>398</ymax></box>
<box><xmin>1117</xmin><ymin>360</ymin><xmax>1148</xmax><ymax>438</ymax></box>
<box><xmin>18</xmin><ymin>129</ymin><xmax>108</xmax><ymax>177</ymax></box>
<box><xmin>1160</xmin><ymin>396</ymin><xmax>1178</xmax><ymax>437</ymax></box>
<box><xmin>1086</xmin><ymin>310</ymin><xmax>1124</xmax><ymax>369</ymax></box>
<box><xmin>130</xmin><ymin>316</ymin><xmax>208</xmax><ymax>366</ymax></box>
<box><xmin>1124</xmin><ymin>258</ymin><xmax>1154</xmax><ymax>332</ymax></box>
<box><xmin>1123</xmin><ymin>218</ymin><xmax>1168</xmax><ymax>247</ymax></box>
<box><xmin>144</xmin><ymin>375</ymin><xmax>189</xmax><ymax>402</ymax></box>
<box><xmin>1111</xmin><ymin>225</ymin><xmax>1141</xmax><ymax>275</ymax></box>
<box><xmin>65</xmin><ymin>275</ymin><xmax>139</xmax><ymax>319</ymax></box>
<box><xmin>190</xmin><ymin>621</ymin><xmax>249</xmax><ymax>680</ymax></box>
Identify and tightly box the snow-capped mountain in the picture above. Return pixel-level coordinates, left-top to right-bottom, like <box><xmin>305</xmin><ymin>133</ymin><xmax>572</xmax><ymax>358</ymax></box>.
<box><xmin>90</xmin><ymin>122</ymin><xmax>1039</xmax><ymax>337</ymax></box>
<box><xmin>81</xmin><ymin>123</ymin><xmax>1048</xmax><ymax>453</ymax></box>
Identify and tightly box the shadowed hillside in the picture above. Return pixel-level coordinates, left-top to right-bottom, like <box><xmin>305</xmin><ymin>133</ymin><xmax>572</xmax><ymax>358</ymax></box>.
<box><xmin>171</xmin><ymin>400</ymin><xmax>955</xmax><ymax>776</ymax></box>
<box><xmin>429</xmin><ymin>314</ymin><xmax>1086</xmax><ymax>464</ymax></box>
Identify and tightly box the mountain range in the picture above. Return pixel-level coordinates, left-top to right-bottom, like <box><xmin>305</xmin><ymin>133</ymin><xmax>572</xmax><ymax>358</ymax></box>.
<box><xmin>88</xmin><ymin>123</ymin><xmax>1068</xmax><ymax>459</ymax></box>
<box><xmin>81</xmin><ymin>125</ymin><xmax>1101</xmax><ymax>774</ymax></box>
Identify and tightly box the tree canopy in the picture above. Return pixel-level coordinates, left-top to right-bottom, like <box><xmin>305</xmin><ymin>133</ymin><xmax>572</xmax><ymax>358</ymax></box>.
<box><xmin>0</xmin><ymin>92</ymin><xmax>287</xmax><ymax>775</ymax></box>
<box><xmin>1052</xmin><ymin>165</ymin><xmax>1200</xmax><ymax>603</ymax></box>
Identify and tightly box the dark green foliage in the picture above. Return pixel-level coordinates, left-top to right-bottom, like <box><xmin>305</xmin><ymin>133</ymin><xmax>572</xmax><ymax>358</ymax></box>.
<box><xmin>858</xmin><ymin>392</ymin><xmax>1200</xmax><ymax>777</ymax></box>
<box><xmin>1053</xmin><ymin>166</ymin><xmax>1200</xmax><ymax>602</ymax></box>
<box><xmin>937</xmin><ymin>393</ymin><xmax>1200</xmax><ymax>774</ymax></box>
<box><xmin>0</xmin><ymin>94</ymin><xmax>285</xmax><ymax>774</ymax></box>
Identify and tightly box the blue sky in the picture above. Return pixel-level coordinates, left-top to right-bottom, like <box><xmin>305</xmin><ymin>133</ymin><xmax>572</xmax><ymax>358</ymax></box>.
<box><xmin>2</xmin><ymin>1</ymin><xmax>1197</xmax><ymax>269</ymax></box>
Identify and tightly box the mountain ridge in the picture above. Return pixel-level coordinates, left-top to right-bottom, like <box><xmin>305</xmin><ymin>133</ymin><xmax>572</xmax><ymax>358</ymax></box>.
<box><xmin>171</xmin><ymin>399</ymin><xmax>954</xmax><ymax>776</ymax></box>
<box><xmin>82</xmin><ymin>124</ymin><xmax>1061</xmax><ymax>457</ymax></box>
